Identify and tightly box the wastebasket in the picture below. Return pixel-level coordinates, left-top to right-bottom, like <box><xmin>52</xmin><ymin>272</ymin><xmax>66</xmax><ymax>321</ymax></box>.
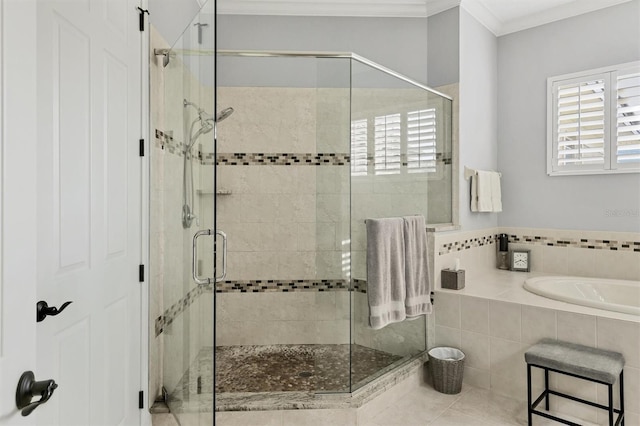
<box><xmin>428</xmin><ymin>347</ymin><xmax>465</xmax><ymax>394</ymax></box>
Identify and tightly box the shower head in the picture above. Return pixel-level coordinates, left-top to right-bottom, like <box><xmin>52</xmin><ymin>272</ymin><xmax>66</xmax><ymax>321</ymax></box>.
<box><xmin>193</xmin><ymin>120</ymin><xmax>214</xmax><ymax>139</ymax></box>
<box><xmin>216</xmin><ymin>107</ymin><xmax>234</xmax><ymax>122</ymax></box>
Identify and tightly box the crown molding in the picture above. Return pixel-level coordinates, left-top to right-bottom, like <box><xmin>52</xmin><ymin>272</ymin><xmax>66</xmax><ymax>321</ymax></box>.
<box><xmin>217</xmin><ymin>0</ymin><xmax>431</xmax><ymax>18</ymax></box>
<box><xmin>496</xmin><ymin>0</ymin><xmax>634</xmax><ymax>36</ymax></box>
<box><xmin>461</xmin><ymin>0</ymin><xmax>634</xmax><ymax>36</ymax></box>
<box><xmin>459</xmin><ymin>0</ymin><xmax>500</xmax><ymax>34</ymax></box>
<box><xmin>217</xmin><ymin>0</ymin><xmax>635</xmax><ymax>33</ymax></box>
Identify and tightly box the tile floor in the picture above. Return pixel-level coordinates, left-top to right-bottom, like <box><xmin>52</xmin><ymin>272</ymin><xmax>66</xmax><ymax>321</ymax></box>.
<box><xmin>153</xmin><ymin>382</ymin><xmax>608</xmax><ymax>425</ymax></box>
<box><xmin>216</xmin><ymin>344</ymin><xmax>403</xmax><ymax>393</ymax></box>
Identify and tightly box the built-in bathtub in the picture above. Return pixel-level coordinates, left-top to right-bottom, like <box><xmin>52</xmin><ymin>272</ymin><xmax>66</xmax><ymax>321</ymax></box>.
<box><xmin>524</xmin><ymin>276</ymin><xmax>640</xmax><ymax>316</ymax></box>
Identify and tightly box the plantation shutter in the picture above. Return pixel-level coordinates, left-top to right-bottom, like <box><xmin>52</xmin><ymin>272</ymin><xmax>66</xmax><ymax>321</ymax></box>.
<box><xmin>374</xmin><ymin>113</ymin><xmax>401</xmax><ymax>175</ymax></box>
<box><xmin>407</xmin><ymin>108</ymin><xmax>437</xmax><ymax>173</ymax></box>
<box><xmin>548</xmin><ymin>61</ymin><xmax>640</xmax><ymax>175</ymax></box>
<box><xmin>555</xmin><ymin>78</ymin><xmax>607</xmax><ymax>169</ymax></box>
<box><xmin>615</xmin><ymin>68</ymin><xmax>640</xmax><ymax>167</ymax></box>
<box><xmin>350</xmin><ymin>119</ymin><xmax>368</xmax><ymax>176</ymax></box>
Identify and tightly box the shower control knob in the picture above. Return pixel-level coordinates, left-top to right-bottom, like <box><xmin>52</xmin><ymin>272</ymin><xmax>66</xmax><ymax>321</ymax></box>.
<box><xmin>36</xmin><ymin>300</ymin><xmax>72</xmax><ymax>322</ymax></box>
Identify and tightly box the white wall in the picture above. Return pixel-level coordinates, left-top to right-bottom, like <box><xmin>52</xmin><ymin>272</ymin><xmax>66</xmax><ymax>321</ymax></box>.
<box><xmin>497</xmin><ymin>0</ymin><xmax>640</xmax><ymax>232</ymax></box>
<box><xmin>459</xmin><ymin>7</ymin><xmax>499</xmax><ymax>231</ymax></box>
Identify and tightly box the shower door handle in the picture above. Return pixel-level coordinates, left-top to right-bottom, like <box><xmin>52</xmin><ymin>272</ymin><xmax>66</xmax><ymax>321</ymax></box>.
<box><xmin>214</xmin><ymin>230</ymin><xmax>227</xmax><ymax>283</ymax></box>
<box><xmin>192</xmin><ymin>229</ymin><xmax>227</xmax><ymax>285</ymax></box>
<box><xmin>192</xmin><ymin>229</ymin><xmax>213</xmax><ymax>285</ymax></box>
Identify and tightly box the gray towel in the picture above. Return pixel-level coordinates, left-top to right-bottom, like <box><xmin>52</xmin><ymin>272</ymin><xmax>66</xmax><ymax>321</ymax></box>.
<box><xmin>403</xmin><ymin>215</ymin><xmax>432</xmax><ymax>317</ymax></box>
<box><xmin>366</xmin><ymin>218</ymin><xmax>406</xmax><ymax>330</ymax></box>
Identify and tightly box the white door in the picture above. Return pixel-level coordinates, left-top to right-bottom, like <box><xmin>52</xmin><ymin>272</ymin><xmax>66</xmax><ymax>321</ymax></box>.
<box><xmin>0</xmin><ymin>0</ymin><xmax>145</xmax><ymax>424</ymax></box>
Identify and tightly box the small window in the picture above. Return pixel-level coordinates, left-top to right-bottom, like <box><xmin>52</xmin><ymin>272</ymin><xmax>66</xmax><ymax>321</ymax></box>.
<box><xmin>374</xmin><ymin>113</ymin><xmax>401</xmax><ymax>175</ymax></box>
<box><xmin>350</xmin><ymin>119</ymin><xmax>368</xmax><ymax>177</ymax></box>
<box><xmin>547</xmin><ymin>61</ymin><xmax>640</xmax><ymax>175</ymax></box>
<box><xmin>407</xmin><ymin>108</ymin><xmax>437</xmax><ymax>174</ymax></box>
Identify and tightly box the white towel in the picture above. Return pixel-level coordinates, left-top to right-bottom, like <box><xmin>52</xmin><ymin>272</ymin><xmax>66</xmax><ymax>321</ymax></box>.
<box><xmin>476</xmin><ymin>170</ymin><xmax>494</xmax><ymax>212</ymax></box>
<box><xmin>366</xmin><ymin>218</ymin><xmax>407</xmax><ymax>330</ymax></box>
<box><xmin>403</xmin><ymin>215</ymin><xmax>432</xmax><ymax>317</ymax></box>
<box><xmin>471</xmin><ymin>170</ymin><xmax>502</xmax><ymax>212</ymax></box>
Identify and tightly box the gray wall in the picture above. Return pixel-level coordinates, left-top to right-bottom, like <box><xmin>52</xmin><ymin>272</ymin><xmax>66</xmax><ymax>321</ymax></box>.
<box><xmin>459</xmin><ymin>7</ymin><xmax>499</xmax><ymax>231</ymax></box>
<box><xmin>427</xmin><ymin>7</ymin><xmax>459</xmax><ymax>88</ymax></box>
<box><xmin>497</xmin><ymin>0</ymin><xmax>640</xmax><ymax>232</ymax></box>
<box><xmin>218</xmin><ymin>15</ymin><xmax>429</xmax><ymax>84</ymax></box>
<box><xmin>149</xmin><ymin>0</ymin><xmax>202</xmax><ymax>47</ymax></box>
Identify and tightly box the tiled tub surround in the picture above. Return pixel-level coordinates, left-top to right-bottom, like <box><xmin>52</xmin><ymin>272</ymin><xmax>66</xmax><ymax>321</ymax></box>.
<box><xmin>433</xmin><ymin>228</ymin><xmax>640</xmax><ymax>286</ymax></box>
<box><xmin>431</xmin><ymin>227</ymin><xmax>640</xmax><ymax>425</ymax></box>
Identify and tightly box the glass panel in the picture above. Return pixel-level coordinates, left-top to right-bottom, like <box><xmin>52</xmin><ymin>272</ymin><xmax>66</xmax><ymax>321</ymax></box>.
<box><xmin>214</xmin><ymin>54</ymin><xmax>353</xmax><ymax>401</ymax></box>
<box><xmin>211</xmin><ymin>50</ymin><xmax>453</xmax><ymax>408</ymax></box>
<box><xmin>314</xmin><ymin>57</ymin><xmax>352</xmax><ymax>393</ymax></box>
<box><xmin>152</xmin><ymin>1</ymin><xmax>215</xmax><ymax>424</ymax></box>
<box><xmin>350</xmin><ymin>58</ymin><xmax>453</xmax><ymax>391</ymax></box>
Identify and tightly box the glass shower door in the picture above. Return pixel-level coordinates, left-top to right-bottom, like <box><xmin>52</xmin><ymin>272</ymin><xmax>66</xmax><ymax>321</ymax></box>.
<box><xmin>151</xmin><ymin>1</ymin><xmax>216</xmax><ymax>424</ymax></box>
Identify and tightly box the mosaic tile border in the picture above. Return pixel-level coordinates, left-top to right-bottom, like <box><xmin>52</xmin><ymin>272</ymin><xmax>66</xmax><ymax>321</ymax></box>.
<box><xmin>211</xmin><ymin>153</ymin><xmax>350</xmax><ymax>166</ymax></box>
<box><xmin>208</xmin><ymin>153</ymin><xmax>452</xmax><ymax>167</ymax></box>
<box><xmin>155</xmin><ymin>284</ymin><xmax>207</xmax><ymax>336</ymax></box>
<box><xmin>438</xmin><ymin>234</ymin><xmax>497</xmax><ymax>255</ymax></box>
<box><xmin>437</xmin><ymin>232</ymin><xmax>640</xmax><ymax>256</ymax></box>
<box><xmin>215</xmin><ymin>279</ymin><xmax>349</xmax><ymax>293</ymax></box>
<box><xmin>156</xmin><ymin>279</ymin><xmax>369</xmax><ymax>336</ymax></box>
<box><xmin>154</xmin><ymin>129</ymin><xmax>200</xmax><ymax>160</ymax></box>
<box><xmin>507</xmin><ymin>234</ymin><xmax>640</xmax><ymax>252</ymax></box>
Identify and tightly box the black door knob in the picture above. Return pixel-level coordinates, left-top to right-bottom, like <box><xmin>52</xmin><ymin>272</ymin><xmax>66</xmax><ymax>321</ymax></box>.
<box><xmin>16</xmin><ymin>371</ymin><xmax>58</xmax><ymax>416</ymax></box>
<box><xmin>36</xmin><ymin>300</ymin><xmax>72</xmax><ymax>322</ymax></box>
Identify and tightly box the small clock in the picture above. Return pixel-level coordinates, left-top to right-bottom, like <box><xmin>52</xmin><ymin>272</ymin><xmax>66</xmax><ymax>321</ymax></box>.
<box><xmin>510</xmin><ymin>249</ymin><xmax>531</xmax><ymax>272</ymax></box>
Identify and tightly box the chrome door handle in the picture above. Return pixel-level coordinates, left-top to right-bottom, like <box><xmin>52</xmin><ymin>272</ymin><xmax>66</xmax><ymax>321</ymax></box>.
<box><xmin>192</xmin><ymin>229</ymin><xmax>227</xmax><ymax>285</ymax></box>
<box><xmin>215</xmin><ymin>230</ymin><xmax>227</xmax><ymax>283</ymax></box>
<box><xmin>16</xmin><ymin>371</ymin><xmax>58</xmax><ymax>416</ymax></box>
<box><xmin>192</xmin><ymin>229</ymin><xmax>213</xmax><ymax>285</ymax></box>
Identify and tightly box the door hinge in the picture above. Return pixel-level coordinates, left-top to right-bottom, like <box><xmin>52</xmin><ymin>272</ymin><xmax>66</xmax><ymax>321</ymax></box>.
<box><xmin>137</xmin><ymin>7</ymin><xmax>149</xmax><ymax>32</ymax></box>
<box><xmin>138</xmin><ymin>391</ymin><xmax>144</xmax><ymax>409</ymax></box>
<box><xmin>139</xmin><ymin>265</ymin><xmax>144</xmax><ymax>283</ymax></box>
<box><xmin>139</xmin><ymin>139</ymin><xmax>145</xmax><ymax>157</ymax></box>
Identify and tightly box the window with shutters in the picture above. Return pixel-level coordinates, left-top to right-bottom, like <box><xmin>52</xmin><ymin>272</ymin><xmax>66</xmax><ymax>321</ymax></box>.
<box><xmin>407</xmin><ymin>108</ymin><xmax>437</xmax><ymax>173</ymax></box>
<box><xmin>351</xmin><ymin>108</ymin><xmax>441</xmax><ymax>177</ymax></box>
<box><xmin>374</xmin><ymin>113</ymin><xmax>402</xmax><ymax>175</ymax></box>
<box><xmin>350</xmin><ymin>119</ymin><xmax>368</xmax><ymax>176</ymax></box>
<box><xmin>548</xmin><ymin>61</ymin><xmax>640</xmax><ymax>175</ymax></box>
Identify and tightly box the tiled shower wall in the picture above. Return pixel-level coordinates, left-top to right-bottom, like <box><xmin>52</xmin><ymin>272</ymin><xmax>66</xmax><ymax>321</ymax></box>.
<box><xmin>430</xmin><ymin>227</ymin><xmax>640</xmax><ymax>424</ymax></box>
<box><xmin>213</xmin><ymin>84</ymin><xmax>456</xmax><ymax>352</ymax></box>
<box><xmin>214</xmin><ymin>86</ymin><xmax>350</xmax><ymax>346</ymax></box>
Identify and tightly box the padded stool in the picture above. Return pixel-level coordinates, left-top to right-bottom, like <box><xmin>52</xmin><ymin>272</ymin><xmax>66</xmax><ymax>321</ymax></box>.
<box><xmin>525</xmin><ymin>338</ymin><xmax>625</xmax><ymax>426</ymax></box>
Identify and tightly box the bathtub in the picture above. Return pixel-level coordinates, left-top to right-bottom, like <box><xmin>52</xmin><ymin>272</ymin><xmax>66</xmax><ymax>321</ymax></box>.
<box><xmin>524</xmin><ymin>276</ymin><xmax>640</xmax><ymax>316</ymax></box>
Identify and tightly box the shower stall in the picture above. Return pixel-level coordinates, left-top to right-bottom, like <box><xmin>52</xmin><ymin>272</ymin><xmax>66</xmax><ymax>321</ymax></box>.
<box><xmin>150</xmin><ymin>4</ymin><xmax>453</xmax><ymax>422</ymax></box>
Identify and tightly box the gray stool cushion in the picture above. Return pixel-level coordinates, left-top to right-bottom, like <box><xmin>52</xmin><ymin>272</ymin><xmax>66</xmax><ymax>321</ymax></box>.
<box><xmin>525</xmin><ymin>338</ymin><xmax>625</xmax><ymax>385</ymax></box>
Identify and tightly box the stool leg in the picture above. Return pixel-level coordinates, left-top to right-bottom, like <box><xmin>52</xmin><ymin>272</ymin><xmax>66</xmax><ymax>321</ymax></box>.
<box><xmin>608</xmin><ymin>383</ymin><xmax>614</xmax><ymax>426</ymax></box>
<box><xmin>527</xmin><ymin>364</ymin><xmax>532</xmax><ymax>426</ymax></box>
<box><xmin>620</xmin><ymin>371</ymin><xmax>625</xmax><ymax>426</ymax></box>
<box><xmin>544</xmin><ymin>368</ymin><xmax>549</xmax><ymax>411</ymax></box>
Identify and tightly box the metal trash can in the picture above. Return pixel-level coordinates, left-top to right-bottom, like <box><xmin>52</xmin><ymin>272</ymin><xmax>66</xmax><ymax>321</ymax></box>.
<box><xmin>428</xmin><ymin>347</ymin><xmax>465</xmax><ymax>394</ymax></box>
